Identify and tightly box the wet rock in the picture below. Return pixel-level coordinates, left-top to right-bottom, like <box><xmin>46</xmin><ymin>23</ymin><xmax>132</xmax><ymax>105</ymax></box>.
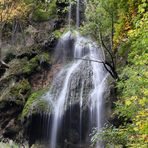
<box><xmin>0</xmin><ymin>100</ymin><xmax>24</xmax><ymax>143</ymax></box>
<box><xmin>0</xmin><ymin>68</ymin><xmax>6</xmax><ymax>78</ymax></box>
<box><xmin>4</xmin><ymin>52</ymin><xmax>16</xmax><ymax>63</ymax></box>
<box><xmin>3</xmin><ymin>119</ymin><xmax>20</xmax><ymax>138</ymax></box>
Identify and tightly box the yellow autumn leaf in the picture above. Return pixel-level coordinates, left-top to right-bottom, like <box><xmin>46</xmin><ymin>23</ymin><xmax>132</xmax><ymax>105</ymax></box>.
<box><xmin>139</xmin><ymin>98</ymin><xmax>148</xmax><ymax>106</ymax></box>
<box><xmin>125</xmin><ymin>100</ymin><xmax>132</xmax><ymax>106</ymax></box>
<box><xmin>133</xmin><ymin>127</ymin><xmax>139</xmax><ymax>131</ymax></box>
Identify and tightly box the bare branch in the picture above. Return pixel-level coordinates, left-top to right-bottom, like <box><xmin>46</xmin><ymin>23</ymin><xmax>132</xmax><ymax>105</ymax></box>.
<box><xmin>0</xmin><ymin>60</ymin><xmax>9</xmax><ymax>68</ymax></box>
<box><xmin>75</xmin><ymin>57</ymin><xmax>119</xmax><ymax>79</ymax></box>
<box><xmin>75</xmin><ymin>57</ymin><xmax>104</xmax><ymax>63</ymax></box>
<box><xmin>98</xmin><ymin>26</ymin><xmax>115</xmax><ymax>68</ymax></box>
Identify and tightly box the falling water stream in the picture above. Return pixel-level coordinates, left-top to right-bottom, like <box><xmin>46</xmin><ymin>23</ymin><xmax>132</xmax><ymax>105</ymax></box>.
<box><xmin>44</xmin><ymin>0</ymin><xmax>108</xmax><ymax>148</ymax></box>
<box><xmin>68</xmin><ymin>0</ymin><xmax>72</xmax><ymax>30</ymax></box>
<box><xmin>50</xmin><ymin>60</ymin><xmax>82</xmax><ymax>148</ymax></box>
<box><xmin>76</xmin><ymin>0</ymin><xmax>80</xmax><ymax>28</ymax></box>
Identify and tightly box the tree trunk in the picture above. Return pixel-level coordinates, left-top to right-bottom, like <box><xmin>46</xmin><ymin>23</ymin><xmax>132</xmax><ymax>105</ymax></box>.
<box><xmin>0</xmin><ymin>24</ymin><xmax>9</xmax><ymax>69</ymax></box>
<box><xmin>111</xmin><ymin>12</ymin><xmax>114</xmax><ymax>51</ymax></box>
<box><xmin>0</xmin><ymin>26</ymin><xmax>3</xmax><ymax>60</ymax></box>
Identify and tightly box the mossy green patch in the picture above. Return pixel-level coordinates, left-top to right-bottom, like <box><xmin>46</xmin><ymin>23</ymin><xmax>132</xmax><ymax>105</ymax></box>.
<box><xmin>0</xmin><ymin>142</ymin><xmax>28</xmax><ymax>148</ymax></box>
<box><xmin>39</xmin><ymin>52</ymin><xmax>52</xmax><ymax>63</ymax></box>
<box><xmin>0</xmin><ymin>79</ymin><xmax>31</xmax><ymax>105</ymax></box>
<box><xmin>15</xmin><ymin>45</ymin><xmax>41</xmax><ymax>57</ymax></box>
<box><xmin>24</xmin><ymin>0</ymin><xmax>34</xmax><ymax>4</ymax></box>
<box><xmin>22</xmin><ymin>52</ymin><xmax>51</xmax><ymax>75</ymax></box>
<box><xmin>4</xmin><ymin>46</ymin><xmax>51</xmax><ymax>77</ymax></box>
<box><xmin>9</xmin><ymin>79</ymin><xmax>31</xmax><ymax>104</ymax></box>
<box><xmin>22</xmin><ymin>56</ymin><xmax>39</xmax><ymax>75</ymax></box>
<box><xmin>53</xmin><ymin>30</ymin><xmax>64</xmax><ymax>39</ymax></box>
<box><xmin>5</xmin><ymin>58</ymin><xmax>27</xmax><ymax>76</ymax></box>
<box><xmin>21</xmin><ymin>89</ymin><xmax>52</xmax><ymax>119</ymax></box>
<box><xmin>5</xmin><ymin>57</ymin><xmax>39</xmax><ymax>77</ymax></box>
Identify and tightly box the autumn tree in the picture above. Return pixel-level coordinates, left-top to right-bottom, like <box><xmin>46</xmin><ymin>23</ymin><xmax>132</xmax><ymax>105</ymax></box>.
<box><xmin>0</xmin><ymin>0</ymin><xmax>30</xmax><ymax>63</ymax></box>
<box><xmin>80</xmin><ymin>0</ymin><xmax>118</xmax><ymax>79</ymax></box>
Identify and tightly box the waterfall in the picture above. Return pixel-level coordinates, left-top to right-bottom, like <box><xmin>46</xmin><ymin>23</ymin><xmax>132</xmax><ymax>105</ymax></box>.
<box><xmin>44</xmin><ymin>32</ymin><xmax>108</xmax><ymax>148</ymax></box>
<box><xmin>79</xmin><ymin>80</ymin><xmax>84</xmax><ymax>143</ymax></box>
<box><xmin>76</xmin><ymin>0</ymin><xmax>80</xmax><ymax>28</ymax></box>
<box><xmin>68</xmin><ymin>0</ymin><xmax>72</xmax><ymax>29</ymax></box>
<box><xmin>43</xmin><ymin>1</ymin><xmax>108</xmax><ymax>148</ymax></box>
<box><xmin>50</xmin><ymin>60</ymin><xmax>82</xmax><ymax>148</ymax></box>
<box><xmin>89</xmin><ymin>42</ymin><xmax>106</xmax><ymax>129</ymax></box>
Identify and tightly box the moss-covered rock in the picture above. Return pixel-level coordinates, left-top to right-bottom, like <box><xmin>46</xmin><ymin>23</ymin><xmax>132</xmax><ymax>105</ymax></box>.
<box><xmin>22</xmin><ymin>56</ymin><xmax>40</xmax><ymax>75</ymax></box>
<box><xmin>53</xmin><ymin>29</ymin><xmax>64</xmax><ymax>39</ymax></box>
<box><xmin>15</xmin><ymin>45</ymin><xmax>41</xmax><ymax>59</ymax></box>
<box><xmin>4</xmin><ymin>58</ymin><xmax>28</xmax><ymax>77</ymax></box>
<box><xmin>21</xmin><ymin>90</ymin><xmax>52</xmax><ymax>119</ymax></box>
<box><xmin>0</xmin><ymin>141</ymin><xmax>28</xmax><ymax>148</ymax></box>
<box><xmin>4</xmin><ymin>50</ymin><xmax>52</xmax><ymax>77</ymax></box>
<box><xmin>39</xmin><ymin>52</ymin><xmax>51</xmax><ymax>62</ymax></box>
<box><xmin>0</xmin><ymin>79</ymin><xmax>31</xmax><ymax>105</ymax></box>
<box><xmin>4</xmin><ymin>57</ymin><xmax>37</xmax><ymax>77</ymax></box>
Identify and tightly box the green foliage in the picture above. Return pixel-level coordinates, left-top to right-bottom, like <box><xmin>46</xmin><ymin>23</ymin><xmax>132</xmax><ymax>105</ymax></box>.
<box><xmin>0</xmin><ymin>141</ymin><xmax>28</xmax><ymax>148</ymax></box>
<box><xmin>39</xmin><ymin>52</ymin><xmax>51</xmax><ymax>62</ymax></box>
<box><xmin>4</xmin><ymin>57</ymin><xmax>38</xmax><ymax>76</ymax></box>
<box><xmin>5</xmin><ymin>58</ymin><xmax>28</xmax><ymax>76</ymax></box>
<box><xmin>80</xmin><ymin>0</ymin><xmax>117</xmax><ymax>44</ymax></box>
<box><xmin>91</xmin><ymin>125</ymin><xmax>128</xmax><ymax>147</ymax></box>
<box><xmin>23</xmin><ymin>56</ymin><xmax>39</xmax><ymax>75</ymax></box>
<box><xmin>23</xmin><ymin>52</ymin><xmax>52</xmax><ymax>74</ymax></box>
<box><xmin>32</xmin><ymin>9</ymin><xmax>50</xmax><ymax>22</ymax></box>
<box><xmin>53</xmin><ymin>29</ymin><xmax>65</xmax><ymax>38</ymax></box>
<box><xmin>112</xmin><ymin>8</ymin><xmax>148</xmax><ymax>148</ymax></box>
<box><xmin>91</xmin><ymin>123</ymin><xmax>148</xmax><ymax>147</ymax></box>
<box><xmin>28</xmin><ymin>0</ymin><xmax>57</xmax><ymax>22</ymax></box>
<box><xmin>89</xmin><ymin>0</ymin><xmax>148</xmax><ymax>147</ymax></box>
<box><xmin>24</xmin><ymin>0</ymin><xmax>34</xmax><ymax>4</ymax></box>
<box><xmin>9</xmin><ymin>79</ymin><xmax>31</xmax><ymax>104</ymax></box>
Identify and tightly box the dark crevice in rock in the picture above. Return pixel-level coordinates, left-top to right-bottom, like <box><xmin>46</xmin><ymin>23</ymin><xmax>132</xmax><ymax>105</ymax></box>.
<box><xmin>0</xmin><ymin>101</ymin><xmax>23</xmax><ymax>142</ymax></box>
<box><xmin>0</xmin><ymin>68</ymin><xmax>6</xmax><ymax>78</ymax></box>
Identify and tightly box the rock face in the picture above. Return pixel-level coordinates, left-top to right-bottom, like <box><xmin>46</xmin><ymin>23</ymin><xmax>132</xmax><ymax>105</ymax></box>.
<box><xmin>0</xmin><ymin>17</ymin><xmax>65</xmax><ymax>144</ymax></box>
<box><xmin>49</xmin><ymin>61</ymin><xmax>93</xmax><ymax>107</ymax></box>
<box><xmin>0</xmin><ymin>0</ymin><xmax>70</xmax><ymax>145</ymax></box>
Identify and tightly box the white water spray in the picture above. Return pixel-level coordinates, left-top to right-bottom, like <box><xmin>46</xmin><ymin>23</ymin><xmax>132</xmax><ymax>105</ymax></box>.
<box><xmin>47</xmin><ymin>32</ymin><xmax>108</xmax><ymax>148</ymax></box>
<box><xmin>44</xmin><ymin>1</ymin><xmax>108</xmax><ymax>148</ymax></box>
<box><xmin>76</xmin><ymin>0</ymin><xmax>80</xmax><ymax>28</ymax></box>
<box><xmin>68</xmin><ymin>0</ymin><xmax>72</xmax><ymax>29</ymax></box>
<box><xmin>50</xmin><ymin>60</ymin><xmax>82</xmax><ymax>148</ymax></box>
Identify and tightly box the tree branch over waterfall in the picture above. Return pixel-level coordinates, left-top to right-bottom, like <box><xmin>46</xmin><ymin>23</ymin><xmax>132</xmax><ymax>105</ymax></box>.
<box><xmin>98</xmin><ymin>26</ymin><xmax>115</xmax><ymax>69</ymax></box>
<box><xmin>81</xmin><ymin>0</ymin><xmax>118</xmax><ymax>78</ymax></box>
<box><xmin>75</xmin><ymin>57</ymin><xmax>118</xmax><ymax>79</ymax></box>
<box><xmin>95</xmin><ymin>25</ymin><xmax>118</xmax><ymax>79</ymax></box>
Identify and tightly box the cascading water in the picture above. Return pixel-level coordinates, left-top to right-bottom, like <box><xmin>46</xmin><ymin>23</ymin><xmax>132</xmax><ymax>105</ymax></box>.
<box><xmin>76</xmin><ymin>0</ymin><xmax>80</xmax><ymax>28</ymax></box>
<box><xmin>43</xmin><ymin>1</ymin><xmax>109</xmax><ymax>148</ymax></box>
<box><xmin>68</xmin><ymin>0</ymin><xmax>72</xmax><ymax>30</ymax></box>
<box><xmin>50</xmin><ymin>60</ymin><xmax>82</xmax><ymax>148</ymax></box>
<box><xmin>44</xmin><ymin>34</ymin><xmax>108</xmax><ymax>148</ymax></box>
